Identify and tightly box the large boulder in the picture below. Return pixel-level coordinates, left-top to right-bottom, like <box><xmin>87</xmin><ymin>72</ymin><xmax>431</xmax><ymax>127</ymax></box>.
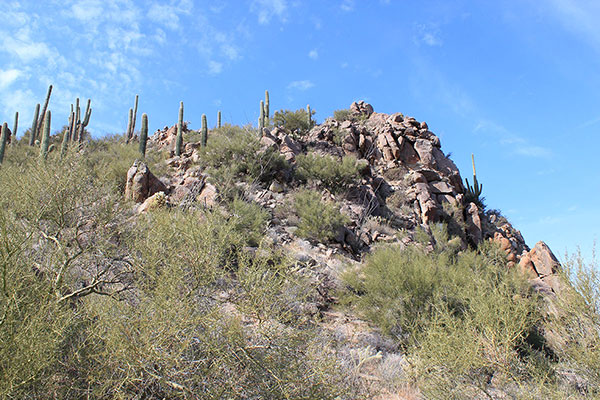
<box><xmin>519</xmin><ymin>241</ymin><xmax>562</xmax><ymax>295</ymax></box>
<box><xmin>124</xmin><ymin>161</ymin><xmax>167</xmax><ymax>203</ymax></box>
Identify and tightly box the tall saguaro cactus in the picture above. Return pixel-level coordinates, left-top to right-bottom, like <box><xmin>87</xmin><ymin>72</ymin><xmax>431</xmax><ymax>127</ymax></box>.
<box><xmin>175</xmin><ymin>101</ymin><xmax>184</xmax><ymax>156</ymax></box>
<box><xmin>29</xmin><ymin>103</ymin><xmax>40</xmax><ymax>146</ymax></box>
<box><xmin>217</xmin><ymin>110</ymin><xmax>222</xmax><ymax>128</ymax></box>
<box><xmin>131</xmin><ymin>94</ymin><xmax>139</xmax><ymax>139</ymax></box>
<box><xmin>39</xmin><ymin>110</ymin><xmax>51</xmax><ymax>160</ymax></box>
<box><xmin>307</xmin><ymin>104</ymin><xmax>312</xmax><ymax>126</ymax></box>
<box><xmin>259</xmin><ymin>100</ymin><xmax>265</xmax><ymax>135</ymax></box>
<box><xmin>11</xmin><ymin>112</ymin><xmax>18</xmax><ymax>144</ymax></box>
<box><xmin>61</xmin><ymin>111</ymin><xmax>74</xmax><ymax>158</ymax></box>
<box><xmin>36</xmin><ymin>85</ymin><xmax>53</xmax><ymax>140</ymax></box>
<box><xmin>77</xmin><ymin>99</ymin><xmax>92</xmax><ymax>144</ymax></box>
<box><xmin>139</xmin><ymin>113</ymin><xmax>148</xmax><ymax>158</ymax></box>
<box><xmin>126</xmin><ymin>108</ymin><xmax>133</xmax><ymax>143</ymax></box>
<box><xmin>0</xmin><ymin>123</ymin><xmax>8</xmax><ymax>164</ymax></box>
<box><xmin>264</xmin><ymin>90</ymin><xmax>270</xmax><ymax>119</ymax></box>
<box><xmin>201</xmin><ymin>114</ymin><xmax>208</xmax><ymax>147</ymax></box>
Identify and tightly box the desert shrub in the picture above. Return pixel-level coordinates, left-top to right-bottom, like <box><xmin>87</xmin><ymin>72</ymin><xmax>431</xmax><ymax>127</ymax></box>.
<box><xmin>272</xmin><ymin>108</ymin><xmax>315</xmax><ymax>137</ymax></box>
<box><xmin>295</xmin><ymin>152</ymin><xmax>361</xmax><ymax>193</ymax></box>
<box><xmin>333</xmin><ymin>108</ymin><xmax>353</xmax><ymax>121</ymax></box>
<box><xmin>228</xmin><ymin>197</ymin><xmax>270</xmax><ymax>247</ymax></box>
<box><xmin>544</xmin><ymin>251</ymin><xmax>600</xmax><ymax>394</ymax></box>
<box><xmin>343</xmin><ymin>230</ymin><xmax>549</xmax><ymax>397</ymax></box>
<box><xmin>294</xmin><ymin>189</ymin><xmax>349</xmax><ymax>242</ymax></box>
<box><xmin>333</xmin><ymin>108</ymin><xmax>368</xmax><ymax>122</ymax></box>
<box><xmin>197</xmin><ymin>125</ymin><xmax>287</xmax><ymax>199</ymax></box>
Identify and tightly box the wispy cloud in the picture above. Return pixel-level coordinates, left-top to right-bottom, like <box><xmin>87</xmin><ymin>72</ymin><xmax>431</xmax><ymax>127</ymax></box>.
<box><xmin>544</xmin><ymin>0</ymin><xmax>600</xmax><ymax>50</ymax></box>
<box><xmin>308</xmin><ymin>49</ymin><xmax>318</xmax><ymax>60</ymax></box>
<box><xmin>251</xmin><ymin>0</ymin><xmax>288</xmax><ymax>24</ymax></box>
<box><xmin>287</xmin><ymin>80</ymin><xmax>315</xmax><ymax>91</ymax></box>
<box><xmin>415</xmin><ymin>23</ymin><xmax>443</xmax><ymax>47</ymax></box>
<box><xmin>474</xmin><ymin>119</ymin><xmax>553</xmax><ymax>158</ymax></box>
<box><xmin>340</xmin><ymin>0</ymin><xmax>354</xmax><ymax>12</ymax></box>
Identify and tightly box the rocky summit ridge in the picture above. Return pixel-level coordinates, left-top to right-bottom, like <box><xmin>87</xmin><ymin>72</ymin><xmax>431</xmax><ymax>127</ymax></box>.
<box><xmin>130</xmin><ymin>101</ymin><xmax>561</xmax><ymax>298</ymax></box>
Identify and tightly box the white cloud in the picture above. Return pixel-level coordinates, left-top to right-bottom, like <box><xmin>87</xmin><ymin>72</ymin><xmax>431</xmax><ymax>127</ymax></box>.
<box><xmin>340</xmin><ymin>0</ymin><xmax>354</xmax><ymax>12</ymax></box>
<box><xmin>0</xmin><ymin>69</ymin><xmax>23</xmax><ymax>89</ymax></box>
<box><xmin>287</xmin><ymin>80</ymin><xmax>314</xmax><ymax>91</ymax></box>
<box><xmin>251</xmin><ymin>0</ymin><xmax>288</xmax><ymax>24</ymax></box>
<box><xmin>308</xmin><ymin>49</ymin><xmax>318</xmax><ymax>59</ymax></box>
<box><xmin>415</xmin><ymin>24</ymin><xmax>443</xmax><ymax>47</ymax></box>
<box><xmin>208</xmin><ymin>60</ymin><xmax>223</xmax><ymax>75</ymax></box>
<box><xmin>474</xmin><ymin>119</ymin><xmax>552</xmax><ymax>158</ymax></box>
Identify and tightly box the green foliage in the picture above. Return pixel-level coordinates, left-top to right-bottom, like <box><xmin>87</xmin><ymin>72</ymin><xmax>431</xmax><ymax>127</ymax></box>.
<box><xmin>343</xmin><ymin>229</ymin><xmax>554</xmax><ymax>397</ymax></box>
<box><xmin>228</xmin><ymin>197</ymin><xmax>270</xmax><ymax>246</ymax></box>
<box><xmin>333</xmin><ymin>108</ymin><xmax>368</xmax><ymax>122</ymax></box>
<box><xmin>197</xmin><ymin>125</ymin><xmax>288</xmax><ymax>199</ymax></box>
<box><xmin>272</xmin><ymin>108</ymin><xmax>316</xmax><ymax>137</ymax></box>
<box><xmin>295</xmin><ymin>152</ymin><xmax>362</xmax><ymax>193</ymax></box>
<box><xmin>294</xmin><ymin>189</ymin><xmax>349</xmax><ymax>242</ymax></box>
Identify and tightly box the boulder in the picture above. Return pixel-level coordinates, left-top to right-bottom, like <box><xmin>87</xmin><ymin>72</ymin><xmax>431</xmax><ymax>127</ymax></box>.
<box><xmin>125</xmin><ymin>161</ymin><xmax>167</xmax><ymax>203</ymax></box>
<box><xmin>465</xmin><ymin>202</ymin><xmax>482</xmax><ymax>245</ymax></box>
<box><xmin>519</xmin><ymin>241</ymin><xmax>562</xmax><ymax>294</ymax></box>
<box><xmin>350</xmin><ymin>101</ymin><xmax>374</xmax><ymax>117</ymax></box>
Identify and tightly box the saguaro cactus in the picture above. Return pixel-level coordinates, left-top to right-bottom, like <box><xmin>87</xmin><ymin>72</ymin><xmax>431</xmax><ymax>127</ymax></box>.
<box><xmin>307</xmin><ymin>104</ymin><xmax>312</xmax><ymax>126</ymax></box>
<box><xmin>39</xmin><ymin>110</ymin><xmax>51</xmax><ymax>160</ymax></box>
<box><xmin>29</xmin><ymin>103</ymin><xmax>40</xmax><ymax>146</ymax></box>
<box><xmin>61</xmin><ymin>111</ymin><xmax>74</xmax><ymax>158</ymax></box>
<box><xmin>201</xmin><ymin>114</ymin><xmax>208</xmax><ymax>147</ymax></box>
<box><xmin>264</xmin><ymin>90</ymin><xmax>270</xmax><ymax>119</ymax></box>
<box><xmin>217</xmin><ymin>110</ymin><xmax>221</xmax><ymax>128</ymax></box>
<box><xmin>11</xmin><ymin>112</ymin><xmax>18</xmax><ymax>144</ymax></box>
<box><xmin>126</xmin><ymin>108</ymin><xmax>133</xmax><ymax>143</ymax></box>
<box><xmin>131</xmin><ymin>94</ymin><xmax>139</xmax><ymax>139</ymax></box>
<box><xmin>175</xmin><ymin>101</ymin><xmax>184</xmax><ymax>156</ymax></box>
<box><xmin>77</xmin><ymin>99</ymin><xmax>92</xmax><ymax>144</ymax></box>
<box><xmin>0</xmin><ymin>123</ymin><xmax>8</xmax><ymax>164</ymax></box>
<box><xmin>259</xmin><ymin>100</ymin><xmax>265</xmax><ymax>135</ymax></box>
<box><xmin>139</xmin><ymin>113</ymin><xmax>148</xmax><ymax>158</ymax></box>
<box><xmin>36</xmin><ymin>85</ymin><xmax>53</xmax><ymax>140</ymax></box>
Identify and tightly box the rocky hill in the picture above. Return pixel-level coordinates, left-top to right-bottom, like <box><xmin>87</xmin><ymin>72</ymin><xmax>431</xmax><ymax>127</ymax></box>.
<box><xmin>0</xmin><ymin>101</ymin><xmax>596</xmax><ymax>399</ymax></box>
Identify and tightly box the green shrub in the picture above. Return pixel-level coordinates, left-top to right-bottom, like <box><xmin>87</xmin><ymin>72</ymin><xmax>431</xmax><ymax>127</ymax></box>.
<box><xmin>295</xmin><ymin>152</ymin><xmax>361</xmax><ymax>193</ymax></box>
<box><xmin>228</xmin><ymin>197</ymin><xmax>270</xmax><ymax>247</ymax></box>
<box><xmin>343</xmin><ymin>231</ymin><xmax>548</xmax><ymax>397</ymax></box>
<box><xmin>294</xmin><ymin>189</ymin><xmax>349</xmax><ymax>242</ymax></box>
<box><xmin>272</xmin><ymin>108</ymin><xmax>315</xmax><ymax>137</ymax></box>
<box><xmin>333</xmin><ymin>108</ymin><xmax>353</xmax><ymax>121</ymax></box>
<box><xmin>197</xmin><ymin>125</ymin><xmax>287</xmax><ymax>199</ymax></box>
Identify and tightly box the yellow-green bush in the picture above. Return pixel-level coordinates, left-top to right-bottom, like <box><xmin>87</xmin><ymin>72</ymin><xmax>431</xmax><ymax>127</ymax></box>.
<box><xmin>295</xmin><ymin>152</ymin><xmax>362</xmax><ymax>193</ymax></box>
<box><xmin>294</xmin><ymin>189</ymin><xmax>349</xmax><ymax>242</ymax></box>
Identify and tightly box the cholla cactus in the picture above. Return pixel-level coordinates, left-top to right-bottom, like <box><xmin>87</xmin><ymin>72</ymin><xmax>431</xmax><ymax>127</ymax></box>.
<box><xmin>0</xmin><ymin>123</ymin><xmax>8</xmax><ymax>164</ymax></box>
<box><xmin>139</xmin><ymin>113</ymin><xmax>148</xmax><ymax>158</ymax></box>
<box><xmin>175</xmin><ymin>101</ymin><xmax>184</xmax><ymax>156</ymax></box>
<box><xmin>39</xmin><ymin>110</ymin><xmax>51</xmax><ymax>160</ymax></box>
<box><xmin>201</xmin><ymin>114</ymin><xmax>208</xmax><ymax>147</ymax></box>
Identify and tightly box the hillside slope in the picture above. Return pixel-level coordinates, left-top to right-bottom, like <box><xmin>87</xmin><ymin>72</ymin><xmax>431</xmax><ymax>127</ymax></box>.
<box><xmin>0</xmin><ymin>101</ymin><xmax>597</xmax><ymax>399</ymax></box>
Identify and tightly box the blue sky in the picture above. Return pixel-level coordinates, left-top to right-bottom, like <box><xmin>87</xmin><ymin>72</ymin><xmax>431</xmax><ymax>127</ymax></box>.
<box><xmin>0</xmin><ymin>0</ymin><xmax>598</xmax><ymax>261</ymax></box>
